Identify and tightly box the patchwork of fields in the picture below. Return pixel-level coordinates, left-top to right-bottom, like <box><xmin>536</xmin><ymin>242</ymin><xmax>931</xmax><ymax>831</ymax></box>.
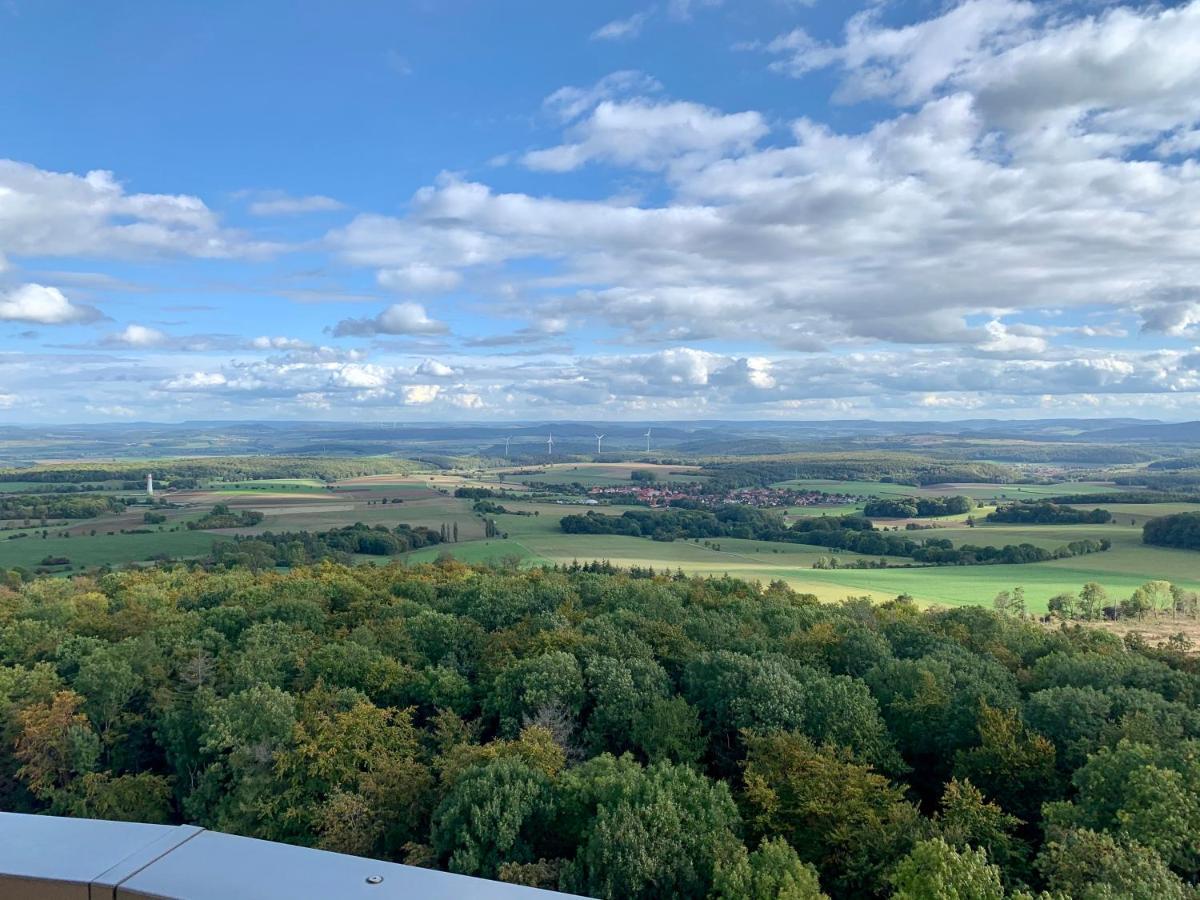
<box><xmin>3</xmin><ymin>462</ymin><xmax>1198</xmax><ymax>614</ymax></box>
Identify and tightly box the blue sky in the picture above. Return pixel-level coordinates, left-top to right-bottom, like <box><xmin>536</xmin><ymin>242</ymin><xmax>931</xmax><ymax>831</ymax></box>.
<box><xmin>2</xmin><ymin>0</ymin><xmax>1200</xmax><ymax>422</ymax></box>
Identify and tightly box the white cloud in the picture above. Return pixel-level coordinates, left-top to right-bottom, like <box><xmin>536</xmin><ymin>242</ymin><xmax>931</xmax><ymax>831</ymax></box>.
<box><xmin>162</xmin><ymin>372</ymin><xmax>228</xmax><ymax>391</ymax></box>
<box><xmin>0</xmin><ymin>160</ymin><xmax>273</xmax><ymax>259</ymax></box>
<box><xmin>332</xmin><ymin>302</ymin><xmax>448</xmax><ymax>337</ymax></box>
<box><xmin>0</xmin><ymin>284</ymin><xmax>100</xmax><ymax>324</ymax></box>
<box><xmin>449</xmin><ymin>391</ymin><xmax>484</xmax><ymax>409</ymax></box>
<box><xmin>542</xmin><ymin>70</ymin><xmax>662</xmax><ymax>123</ymax></box>
<box><xmin>416</xmin><ymin>358</ymin><xmax>455</xmax><ymax>377</ymax></box>
<box><xmin>523</xmin><ymin>98</ymin><xmax>768</xmax><ymax>172</ymax></box>
<box><xmin>332</xmin><ymin>363</ymin><xmax>390</xmax><ymax>389</ymax></box>
<box><xmin>402</xmin><ymin>384</ymin><xmax>440</xmax><ymax>404</ymax></box>
<box><xmin>0</xmin><ymin>393</ymin><xmax>16</xmax><ymax>409</ymax></box>
<box><xmin>251</xmin><ymin>335</ymin><xmax>311</xmax><ymax>350</ymax></box>
<box><xmin>763</xmin><ymin>1</ymin><xmax>1037</xmax><ymax>105</ymax></box>
<box><xmin>247</xmin><ymin>193</ymin><xmax>345</xmax><ymax>216</ymax></box>
<box><xmin>106</xmin><ymin>324</ymin><xmax>169</xmax><ymax>347</ymax></box>
<box><xmin>1139</xmin><ymin>298</ymin><xmax>1200</xmax><ymax>336</ymax></box>
<box><xmin>328</xmin><ymin>4</ymin><xmax>1200</xmax><ymax>360</ymax></box>
<box><xmin>592</xmin><ymin>9</ymin><xmax>652</xmax><ymax>41</ymax></box>
<box><xmin>977</xmin><ymin>319</ymin><xmax>1049</xmax><ymax>356</ymax></box>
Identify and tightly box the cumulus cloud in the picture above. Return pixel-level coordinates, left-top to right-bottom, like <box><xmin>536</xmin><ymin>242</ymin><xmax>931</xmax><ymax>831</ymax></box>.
<box><xmin>416</xmin><ymin>358</ymin><xmax>455</xmax><ymax>377</ymax></box>
<box><xmin>0</xmin><ymin>160</ymin><xmax>274</xmax><ymax>259</ymax></box>
<box><xmin>1139</xmin><ymin>297</ymin><xmax>1200</xmax><ymax>336</ymax></box>
<box><xmin>762</xmin><ymin>0</ymin><xmax>1037</xmax><ymax>104</ymax></box>
<box><xmin>0</xmin><ymin>284</ymin><xmax>101</xmax><ymax>324</ymax></box>
<box><xmin>523</xmin><ymin>98</ymin><xmax>768</xmax><ymax>172</ymax></box>
<box><xmin>328</xmin><ymin>0</ymin><xmax>1200</xmax><ymax>365</ymax></box>
<box><xmin>402</xmin><ymin>384</ymin><xmax>440</xmax><ymax>404</ymax></box>
<box><xmin>105</xmin><ymin>324</ymin><xmax>170</xmax><ymax>347</ymax></box>
<box><xmin>15</xmin><ymin>2</ymin><xmax>1200</xmax><ymax>420</ymax></box>
<box><xmin>331</xmin><ymin>302</ymin><xmax>448</xmax><ymax>337</ymax></box>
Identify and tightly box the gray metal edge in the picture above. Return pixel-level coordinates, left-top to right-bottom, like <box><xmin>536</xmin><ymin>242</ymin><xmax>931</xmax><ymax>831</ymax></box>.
<box><xmin>89</xmin><ymin>825</ymin><xmax>206</xmax><ymax>899</ymax></box>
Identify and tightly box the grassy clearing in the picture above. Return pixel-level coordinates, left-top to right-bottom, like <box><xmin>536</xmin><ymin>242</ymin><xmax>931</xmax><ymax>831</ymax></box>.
<box><xmin>787</xmin><ymin>503</ymin><xmax>864</xmax><ymax>517</ymax></box>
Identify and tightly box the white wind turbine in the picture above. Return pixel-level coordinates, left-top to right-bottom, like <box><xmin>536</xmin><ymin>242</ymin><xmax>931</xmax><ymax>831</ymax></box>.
<box><xmin>546</xmin><ymin>432</ymin><xmax>554</xmax><ymax>456</ymax></box>
<box><xmin>594</xmin><ymin>433</ymin><xmax>605</xmax><ymax>455</ymax></box>
<box><xmin>644</xmin><ymin>427</ymin><xmax>652</xmax><ymax>453</ymax></box>
<box><xmin>504</xmin><ymin>436</ymin><xmax>511</xmax><ymax>458</ymax></box>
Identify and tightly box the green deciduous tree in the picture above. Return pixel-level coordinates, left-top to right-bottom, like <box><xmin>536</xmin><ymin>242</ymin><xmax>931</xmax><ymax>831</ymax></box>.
<box><xmin>557</xmin><ymin>754</ymin><xmax>743</xmax><ymax>900</ymax></box>
<box><xmin>712</xmin><ymin>837</ymin><xmax>828</xmax><ymax>900</ymax></box>
<box><xmin>934</xmin><ymin>778</ymin><xmax>1029</xmax><ymax>886</ymax></box>
<box><xmin>953</xmin><ymin>704</ymin><xmax>1060</xmax><ymax>824</ymax></box>
<box><xmin>889</xmin><ymin>838</ymin><xmax>1005</xmax><ymax>900</ymax></box>
<box><xmin>430</xmin><ymin>756</ymin><xmax>557</xmax><ymax>879</ymax></box>
<box><xmin>1036</xmin><ymin>827</ymin><xmax>1195</xmax><ymax>900</ymax></box>
<box><xmin>741</xmin><ymin>731</ymin><xmax>924</xmax><ymax>899</ymax></box>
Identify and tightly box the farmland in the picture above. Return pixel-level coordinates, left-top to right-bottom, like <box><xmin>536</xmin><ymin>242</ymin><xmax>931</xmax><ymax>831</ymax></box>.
<box><xmin>1</xmin><ymin>459</ymin><xmax>1197</xmax><ymax>615</ymax></box>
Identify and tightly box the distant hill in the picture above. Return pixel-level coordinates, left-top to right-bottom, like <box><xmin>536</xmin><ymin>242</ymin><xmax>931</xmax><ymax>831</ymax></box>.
<box><xmin>1078</xmin><ymin>421</ymin><xmax>1200</xmax><ymax>443</ymax></box>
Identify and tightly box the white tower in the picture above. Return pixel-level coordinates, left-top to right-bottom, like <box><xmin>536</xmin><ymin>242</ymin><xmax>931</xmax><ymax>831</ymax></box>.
<box><xmin>146</xmin><ymin>473</ymin><xmax>154</xmax><ymax>498</ymax></box>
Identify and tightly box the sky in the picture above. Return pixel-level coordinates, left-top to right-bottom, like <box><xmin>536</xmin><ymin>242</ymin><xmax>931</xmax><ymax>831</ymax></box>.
<box><xmin>2</xmin><ymin>0</ymin><xmax>1200</xmax><ymax>423</ymax></box>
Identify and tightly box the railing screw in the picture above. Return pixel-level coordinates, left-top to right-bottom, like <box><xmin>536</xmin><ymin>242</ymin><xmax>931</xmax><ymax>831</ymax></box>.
<box><xmin>366</xmin><ymin>875</ymin><xmax>384</xmax><ymax>885</ymax></box>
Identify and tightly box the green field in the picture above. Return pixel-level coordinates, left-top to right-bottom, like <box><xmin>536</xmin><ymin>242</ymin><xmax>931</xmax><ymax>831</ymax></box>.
<box><xmin>0</xmin><ymin>530</ymin><xmax>222</xmax><ymax>570</ymax></box>
<box><xmin>0</xmin><ymin>482</ymin><xmax>52</xmax><ymax>493</ymax></box>
<box><xmin>405</xmin><ymin>492</ymin><xmax>1200</xmax><ymax>613</ymax></box>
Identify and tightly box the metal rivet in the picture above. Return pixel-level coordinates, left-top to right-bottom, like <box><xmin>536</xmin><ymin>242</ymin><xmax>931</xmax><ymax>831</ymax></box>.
<box><xmin>366</xmin><ymin>875</ymin><xmax>384</xmax><ymax>885</ymax></box>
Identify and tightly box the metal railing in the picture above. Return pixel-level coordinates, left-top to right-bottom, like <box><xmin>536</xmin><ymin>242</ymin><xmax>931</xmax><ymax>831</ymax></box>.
<box><xmin>0</xmin><ymin>812</ymin><xmax>584</xmax><ymax>899</ymax></box>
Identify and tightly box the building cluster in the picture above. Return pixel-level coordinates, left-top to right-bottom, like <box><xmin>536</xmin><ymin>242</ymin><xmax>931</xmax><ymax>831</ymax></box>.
<box><xmin>587</xmin><ymin>484</ymin><xmax>857</xmax><ymax>509</ymax></box>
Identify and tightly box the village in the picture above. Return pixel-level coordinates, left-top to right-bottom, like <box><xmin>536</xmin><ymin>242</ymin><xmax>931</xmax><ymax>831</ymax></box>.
<box><xmin>586</xmin><ymin>483</ymin><xmax>859</xmax><ymax>509</ymax></box>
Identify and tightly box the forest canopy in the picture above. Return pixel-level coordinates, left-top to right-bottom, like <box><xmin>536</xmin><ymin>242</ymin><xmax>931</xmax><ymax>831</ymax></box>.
<box><xmin>3</xmin><ymin>561</ymin><xmax>1200</xmax><ymax>898</ymax></box>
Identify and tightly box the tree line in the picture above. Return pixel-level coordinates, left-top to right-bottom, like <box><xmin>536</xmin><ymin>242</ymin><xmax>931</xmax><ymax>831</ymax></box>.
<box><xmin>986</xmin><ymin>501</ymin><xmax>1112</xmax><ymax>525</ymax></box>
<box><xmin>4</xmin><ymin>563</ymin><xmax>1200</xmax><ymax>897</ymax></box>
<box><xmin>1144</xmin><ymin>512</ymin><xmax>1200</xmax><ymax>551</ymax></box>
<box><xmin>0</xmin><ymin>494</ymin><xmax>126</xmax><ymax>521</ymax></box>
<box><xmin>862</xmin><ymin>496</ymin><xmax>973</xmax><ymax>518</ymax></box>
<box><xmin>207</xmin><ymin>522</ymin><xmax>445</xmax><ymax>569</ymax></box>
